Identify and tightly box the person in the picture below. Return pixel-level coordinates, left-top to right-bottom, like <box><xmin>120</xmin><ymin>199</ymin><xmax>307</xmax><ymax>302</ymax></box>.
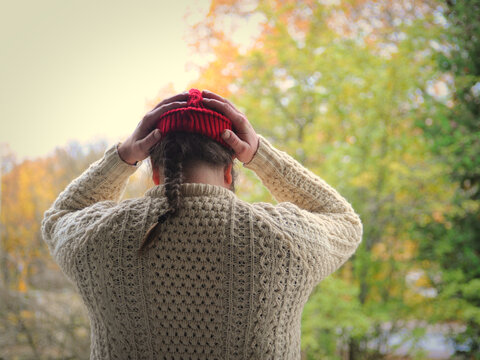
<box><xmin>41</xmin><ymin>89</ymin><xmax>363</xmax><ymax>359</ymax></box>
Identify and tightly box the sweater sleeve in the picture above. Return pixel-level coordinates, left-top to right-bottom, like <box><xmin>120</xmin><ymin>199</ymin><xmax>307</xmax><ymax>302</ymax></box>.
<box><xmin>244</xmin><ymin>135</ymin><xmax>363</xmax><ymax>285</ymax></box>
<box><xmin>41</xmin><ymin>143</ymin><xmax>139</xmax><ymax>270</ymax></box>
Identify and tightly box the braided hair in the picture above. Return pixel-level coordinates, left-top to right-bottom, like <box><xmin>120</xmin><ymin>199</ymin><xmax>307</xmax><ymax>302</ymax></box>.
<box><xmin>137</xmin><ymin>131</ymin><xmax>236</xmax><ymax>255</ymax></box>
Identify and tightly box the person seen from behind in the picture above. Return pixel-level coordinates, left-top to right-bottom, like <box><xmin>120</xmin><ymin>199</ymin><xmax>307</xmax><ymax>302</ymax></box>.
<box><xmin>41</xmin><ymin>89</ymin><xmax>363</xmax><ymax>359</ymax></box>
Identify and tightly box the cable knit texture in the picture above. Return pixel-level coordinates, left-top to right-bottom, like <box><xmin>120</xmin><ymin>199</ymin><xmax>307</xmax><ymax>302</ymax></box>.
<box><xmin>41</xmin><ymin>135</ymin><xmax>363</xmax><ymax>360</ymax></box>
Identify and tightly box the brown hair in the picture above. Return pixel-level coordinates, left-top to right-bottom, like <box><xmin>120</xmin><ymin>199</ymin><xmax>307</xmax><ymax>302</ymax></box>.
<box><xmin>137</xmin><ymin>131</ymin><xmax>236</xmax><ymax>255</ymax></box>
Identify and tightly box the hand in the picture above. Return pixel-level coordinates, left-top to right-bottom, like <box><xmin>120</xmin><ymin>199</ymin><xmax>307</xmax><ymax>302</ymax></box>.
<box><xmin>117</xmin><ymin>92</ymin><xmax>189</xmax><ymax>165</ymax></box>
<box><xmin>202</xmin><ymin>90</ymin><xmax>259</xmax><ymax>164</ymax></box>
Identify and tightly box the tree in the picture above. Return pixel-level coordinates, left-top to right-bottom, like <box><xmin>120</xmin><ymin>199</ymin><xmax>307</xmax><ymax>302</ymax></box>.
<box><xmin>0</xmin><ymin>140</ymin><xmax>107</xmax><ymax>359</ymax></box>
<box><xmin>413</xmin><ymin>0</ymin><xmax>480</xmax><ymax>357</ymax></box>
<box><xmin>184</xmin><ymin>0</ymin><xmax>452</xmax><ymax>358</ymax></box>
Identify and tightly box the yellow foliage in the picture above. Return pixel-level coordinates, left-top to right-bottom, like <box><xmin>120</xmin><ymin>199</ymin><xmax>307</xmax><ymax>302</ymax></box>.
<box><xmin>372</xmin><ymin>242</ymin><xmax>386</xmax><ymax>260</ymax></box>
<box><xmin>20</xmin><ymin>310</ymin><xmax>34</xmax><ymax>319</ymax></box>
<box><xmin>432</xmin><ymin>210</ymin><xmax>445</xmax><ymax>223</ymax></box>
<box><xmin>393</xmin><ymin>239</ymin><xmax>418</xmax><ymax>261</ymax></box>
<box><xmin>18</xmin><ymin>278</ymin><xmax>27</xmax><ymax>293</ymax></box>
<box><xmin>1</xmin><ymin>150</ymin><xmax>71</xmax><ymax>289</ymax></box>
<box><xmin>7</xmin><ymin>312</ymin><xmax>17</xmax><ymax>323</ymax></box>
<box><xmin>415</xmin><ymin>273</ymin><xmax>433</xmax><ymax>288</ymax></box>
<box><xmin>350</xmin><ymin>171</ymin><xmax>376</xmax><ymax>187</ymax></box>
<box><xmin>346</xmin><ymin>135</ymin><xmax>356</xmax><ymax>144</ymax></box>
<box><xmin>372</xmin><ymin>238</ymin><xmax>418</xmax><ymax>262</ymax></box>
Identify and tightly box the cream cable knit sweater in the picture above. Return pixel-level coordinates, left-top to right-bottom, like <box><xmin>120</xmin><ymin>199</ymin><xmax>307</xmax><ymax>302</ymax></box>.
<box><xmin>42</xmin><ymin>135</ymin><xmax>362</xmax><ymax>360</ymax></box>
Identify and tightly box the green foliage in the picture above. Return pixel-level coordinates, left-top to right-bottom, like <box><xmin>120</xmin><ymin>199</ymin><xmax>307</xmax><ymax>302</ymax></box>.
<box><xmin>190</xmin><ymin>0</ymin><xmax>460</xmax><ymax>358</ymax></box>
<box><xmin>413</xmin><ymin>0</ymin><xmax>480</xmax><ymax>357</ymax></box>
<box><xmin>301</xmin><ymin>276</ymin><xmax>371</xmax><ymax>359</ymax></box>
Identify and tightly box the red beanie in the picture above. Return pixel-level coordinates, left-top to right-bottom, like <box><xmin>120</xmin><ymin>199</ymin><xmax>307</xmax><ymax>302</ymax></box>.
<box><xmin>156</xmin><ymin>89</ymin><xmax>232</xmax><ymax>148</ymax></box>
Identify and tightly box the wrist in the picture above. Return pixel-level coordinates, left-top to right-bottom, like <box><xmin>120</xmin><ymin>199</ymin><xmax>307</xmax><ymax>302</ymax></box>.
<box><xmin>243</xmin><ymin>136</ymin><xmax>260</xmax><ymax>165</ymax></box>
<box><xmin>117</xmin><ymin>143</ymin><xmax>139</xmax><ymax>166</ymax></box>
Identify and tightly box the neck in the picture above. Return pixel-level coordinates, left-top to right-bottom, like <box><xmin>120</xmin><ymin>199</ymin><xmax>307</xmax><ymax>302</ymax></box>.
<box><xmin>155</xmin><ymin>162</ymin><xmax>226</xmax><ymax>188</ymax></box>
<box><xmin>183</xmin><ymin>163</ymin><xmax>225</xmax><ymax>187</ymax></box>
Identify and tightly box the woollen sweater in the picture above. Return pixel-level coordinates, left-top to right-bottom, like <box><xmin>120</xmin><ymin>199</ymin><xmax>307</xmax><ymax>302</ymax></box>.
<box><xmin>41</xmin><ymin>135</ymin><xmax>363</xmax><ymax>360</ymax></box>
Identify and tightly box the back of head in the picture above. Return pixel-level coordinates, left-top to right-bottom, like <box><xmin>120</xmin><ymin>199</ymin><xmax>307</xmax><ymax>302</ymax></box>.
<box><xmin>138</xmin><ymin>131</ymin><xmax>236</xmax><ymax>254</ymax></box>
<box><xmin>150</xmin><ymin>131</ymin><xmax>235</xmax><ymax>183</ymax></box>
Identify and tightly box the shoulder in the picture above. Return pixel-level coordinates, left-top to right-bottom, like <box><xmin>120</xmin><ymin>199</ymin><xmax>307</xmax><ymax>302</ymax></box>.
<box><xmin>232</xmin><ymin>199</ymin><xmax>300</xmax><ymax>237</ymax></box>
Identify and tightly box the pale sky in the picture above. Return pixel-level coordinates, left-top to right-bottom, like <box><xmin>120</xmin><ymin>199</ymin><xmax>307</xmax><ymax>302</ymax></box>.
<box><xmin>0</xmin><ymin>0</ymin><xmax>211</xmax><ymax>161</ymax></box>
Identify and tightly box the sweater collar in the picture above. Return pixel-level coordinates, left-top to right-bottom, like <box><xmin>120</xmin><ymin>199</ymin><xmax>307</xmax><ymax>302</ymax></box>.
<box><xmin>144</xmin><ymin>182</ymin><xmax>236</xmax><ymax>199</ymax></box>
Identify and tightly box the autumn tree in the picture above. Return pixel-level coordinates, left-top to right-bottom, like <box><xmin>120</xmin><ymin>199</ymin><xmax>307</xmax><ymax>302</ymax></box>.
<box><xmin>185</xmin><ymin>0</ymin><xmax>453</xmax><ymax>358</ymax></box>
<box><xmin>0</xmin><ymin>140</ymin><xmax>107</xmax><ymax>359</ymax></box>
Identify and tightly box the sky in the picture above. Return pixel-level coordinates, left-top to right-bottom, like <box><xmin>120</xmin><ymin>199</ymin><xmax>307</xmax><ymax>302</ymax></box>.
<box><xmin>0</xmin><ymin>0</ymin><xmax>211</xmax><ymax>162</ymax></box>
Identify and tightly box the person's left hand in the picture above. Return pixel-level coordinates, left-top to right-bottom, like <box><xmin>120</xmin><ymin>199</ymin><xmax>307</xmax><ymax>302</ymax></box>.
<box><xmin>117</xmin><ymin>92</ymin><xmax>189</xmax><ymax>165</ymax></box>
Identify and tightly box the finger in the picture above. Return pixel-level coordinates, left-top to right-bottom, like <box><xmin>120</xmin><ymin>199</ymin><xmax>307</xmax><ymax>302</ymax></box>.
<box><xmin>203</xmin><ymin>98</ymin><xmax>246</xmax><ymax>130</ymax></box>
<box><xmin>221</xmin><ymin>130</ymin><xmax>247</xmax><ymax>155</ymax></box>
<box><xmin>202</xmin><ymin>89</ymin><xmax>236</xmax><ymax>108</ymax></box>
<box><xmin>151</xmin><ymin>92</ymin><xmax>189</xmax><ymax>111</ymax></box>
<box><xmin>138</xmin><ymin>129</ymin><xmax>162</xmax><ymax>154</ymax></box>
<box><xmin>143</xmin><ymin>101</ymin><xmax>188</xmax><ymax>128</ymax></box>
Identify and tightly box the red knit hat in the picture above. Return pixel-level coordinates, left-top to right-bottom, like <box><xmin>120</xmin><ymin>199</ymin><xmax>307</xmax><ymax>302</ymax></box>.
<box><xmin>156</xmin><ymin>89</ymin><xmax>233</xmax><ymax>148</ymax></box>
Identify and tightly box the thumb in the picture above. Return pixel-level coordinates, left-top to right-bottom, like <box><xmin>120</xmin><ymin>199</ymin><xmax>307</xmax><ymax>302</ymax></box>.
<box><xmin>139</xmin><ymin>129</ymin><xmax>161</xmax><ymax>153</ymax></box>
<box><xmin>222</xmin><ymin>130</ymin><xmax>246</xmax><ymax>156</ymax></box>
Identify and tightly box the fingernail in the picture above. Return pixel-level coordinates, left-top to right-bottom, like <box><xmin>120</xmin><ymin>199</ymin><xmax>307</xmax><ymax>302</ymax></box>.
<box><xmin>222</xmin><ymin>130</ymin><xmax>230</xmax><ymax>140</ymax></box>
<box><xmin>154</xmin><ymin>129</ymin><xmax>161</xmax><ymax>139</ymax></box>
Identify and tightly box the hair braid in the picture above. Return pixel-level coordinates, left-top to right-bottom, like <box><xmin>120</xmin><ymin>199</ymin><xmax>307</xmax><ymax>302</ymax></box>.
<box><xmin>163</xmin><ymin>142</ymin><xmax>183</xmax><ymax>216</ymax></box>
<box><xmin>138</xmin><ymin>138</ymin><xmax>184</xmax><ymax>255</ymax></box>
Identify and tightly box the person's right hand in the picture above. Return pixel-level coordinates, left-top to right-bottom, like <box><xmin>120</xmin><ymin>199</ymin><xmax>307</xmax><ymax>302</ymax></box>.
<box><xmin>202</xmin><ymin>90</ymin><xmax>259</xmax><ymax>164</ymax></box>
<box><xmin>117</xmin><ymin>92</ymin><xmax>188</xmax><ymax>165</ymax></box>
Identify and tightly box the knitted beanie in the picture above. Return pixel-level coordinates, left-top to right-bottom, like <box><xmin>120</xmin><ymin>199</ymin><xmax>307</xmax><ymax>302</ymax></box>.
<box><xmin>156</xmin><ymin>89</ymin><xmax>233</xmax><ymax>148</ymax></box>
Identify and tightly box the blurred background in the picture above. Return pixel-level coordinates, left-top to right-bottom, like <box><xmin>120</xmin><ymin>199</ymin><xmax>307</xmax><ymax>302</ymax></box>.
<box><xmin>1</xmin><ymin>0</ymin><xmax>479</xmax><ymax>359</ymax></box>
